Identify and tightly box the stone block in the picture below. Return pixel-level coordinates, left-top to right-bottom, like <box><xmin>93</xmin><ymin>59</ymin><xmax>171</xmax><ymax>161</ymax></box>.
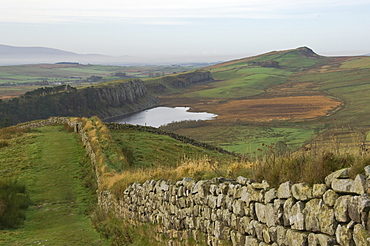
<box><xmin>276</xmin><ymin>225</ymin><xmax>287</xmax><ymax>246</ymax></box>
<box><xmin>236</xmin><ymin>176</ymin><xmax>254</xmax><ymax>185</ymax></box>
<box><xmin>353</xmin><ymin>223</ymin><xmax>370</xmax><ymax>246</ymax></box>
<box><xmin>334</xmin><ymin>195</ymin><xmax>351</xmax><ymax>223</ymax></box>
<box><xmin>335</xmin><ymin>224</ymin><xmax>354</xmax><ymax>246</ymax></box>
<box><xmin>245</xmin><ymin>236</ymin><xmax>259</xmax><ymax>246</ymax></box>
<box><xmin>286</xmin><ymin>229</ymin><xmax>308</xmax><ymax>246</ymax></box>
<box><xmin>332</xmin><ymin>178</ymin><xmax>354</xmax><ymax>194</ymax></box>
<box><xmin>348</xmin><ymin>195</ymin><xmax>370</xmax><ymax>223</ymax></box>
<box><xmin>292</xmin><ymin>183</ymin><xmax>313</xmax><ymax>201</ymax></box>
<box><xmin>308</xmin><ymin>233</ymin><xmax>337</xmax><ymax>246</ymax></box>
<box><xmin>278</xmin><ymin>181</ymin><xmax>292</xmax><ymax>199</ymax></box>
<box><xmin>323</xmin><ymin>189</ymin><xmax>339</xmax><ymax>207</ymax></box>
<box><xmin>291</xmin><ymin>201</ymin><xmax>305</xmax><ymax>230</ymax></box>
<box><xmin>313</xmin><ymin>184</ymin><xmax>327</xmax><ymax>198</ymax></box>
<box><xmin>232</xmin><ymin>199</ymin><xmax>245</xmax><ymax>217</ymax></box>
<box><xmin>325</xmin><ymin>168</ymin><xmax>350</xmax><ymax>187</ymax></box>
<box><xmin>264</xmin><ymin>188</ymin><xmax>277</xmax><ymax>204</ymax></box>
<box><xmin>352</xmin><ymin>174</ymin><xmax>367</xmax><ymax>195</ymax></box>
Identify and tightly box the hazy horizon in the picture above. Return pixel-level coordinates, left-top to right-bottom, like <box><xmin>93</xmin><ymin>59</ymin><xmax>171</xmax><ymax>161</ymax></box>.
<box><xmin>1</xmin><ymin>0</ymin><xmax>370</xmax><ymax>63</ymax></box>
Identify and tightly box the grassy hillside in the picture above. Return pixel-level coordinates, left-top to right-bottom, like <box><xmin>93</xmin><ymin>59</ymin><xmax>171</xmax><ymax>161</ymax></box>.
<box><xmin>0</xmin><ymin>125</ymin><xmax>108</xmax><ymax>245</ymax></box>
<box><xmin>145</xmin><ymin>47</ymin><xmax>370</xmax><ymax>156</ymax></box>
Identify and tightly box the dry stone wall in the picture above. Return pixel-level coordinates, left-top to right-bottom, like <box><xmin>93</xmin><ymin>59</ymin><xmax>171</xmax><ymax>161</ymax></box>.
<box><xmin>101</xmin><ymin>171</ymin><xmax>370</xmax><ymax>246</ymax></box>
<box><xmin>18</xmin><ymin>118</ymin><xmax>370</xmax><ymax>245</ymax></box>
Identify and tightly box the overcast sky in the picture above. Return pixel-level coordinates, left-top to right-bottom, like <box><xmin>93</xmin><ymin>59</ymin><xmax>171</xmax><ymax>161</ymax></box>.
<box><xmin>1</xmin><ymin>0</ymin><xmax>369</xmax><ymax>62</ymax></box>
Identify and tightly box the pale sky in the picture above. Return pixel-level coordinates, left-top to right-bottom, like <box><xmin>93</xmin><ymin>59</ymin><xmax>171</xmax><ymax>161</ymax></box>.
<box><xmin>1</xmin><ymin>0</ymin><xmax>369</xmax><ymax>61</ymax></box>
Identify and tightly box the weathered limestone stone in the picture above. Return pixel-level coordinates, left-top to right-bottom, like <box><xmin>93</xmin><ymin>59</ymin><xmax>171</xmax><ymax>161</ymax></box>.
<box><xmin>352</xmin><ymin>174</ymin><xmax>367</xmax><ymax>195</ymax></box>
<box><xmin>283</xmin><ymin>198</ymin><xmax>295</xmax><ymax>226</ymax></box>
<box><xmin>265</xmin><ymin>188</ymin><xmax>277</xmax><ymax>204</ymax></box>
<box><xmin>216</xmin><ymin>183</ymin><xmax>229</xmax><ymax>195</ymax></box>
<box><xmin>308</xmin><ymin>233</ymin><xmax>337</xmax><ymax>246</ymax></box>
<box><xmin>239</xmin><ymin>216</ymin><xmax>251</xmax><ymax>234</ymax></box>
<box><xmin>255</xmin><ymin>203</ymin><xmax>267</xmax><ymax>224</ymax></box>
<box><xmin>268</xmin><ymin>226</ymin><xmax>277</xmax><ymax>243</ymax></box>
<box><xmin>292</xmin><ymin>183</ymin><xmax>313</xmax><ymax>201</ymax></box>
<box><xmin>254</xmin><ymin>222</ymin><xmax>268</xmax><ymax>242</ymax></box>
<box><xmin>276</xmin><ymin>226</ymin><xmax>287</xmax><ymax>246</ymax></box>
<box><xmin>325</xmin><ymin>168</ymin><xmax>350</xmax><ymax>187</ymax></box>
<box><xmin>335</xmin><ymin>224</ymin><xmax>355</xmax><ymax>246</ymax></box>
<box><xmin>278</xmin><ymin>181</ymin><xmax>292</xmax><ymax>199</ymax></box>
<box><xmin>290</xmin><ymin>201</ymin><xmax>305</xmax><ymax>230</ymax></box>
<box><xmin>245</xmin><ymin>236</ymin><xmax>259</xmax><ymax>246</ymax></box>
<box><xmin>230</xmin><ymin>230</ymin><xmax>245</xmax><ymax>246</ymax></box>
<box><xmin>286</xmin><ymin>229</ymin><xmax>308</xmax><ymax>246</ymax></box>
<box><xmin>265</xmin><ymin>203</ymin><xmax>276</xmax><ymax>227</ymax></box>
<box><xmin>192</xmin><ymin>180</ymin><xmax>210</xmax><ymax>196</ymax></box>
<box><xmin>240</xmin><ymin>186</ymin><xmax>252</xmax><ymax>205</ymax></box>
<box><xmin>217</xmin><ymin>194</ymin><xmax>226</xmax><ymax>208</ymax></box>
<box><xmin>230</xmin><ymin>213</ymin><xmax>240</xmax><ymax>230</ymax></box>
<box><xmin>313</xmin><ymin>184</ymin><xmax>327</xmax><ymax>198</ymax></box>
<box><xmin>262</xmin><ymin>225</ymin><xmax>271</xmax><ymax>244</ymax></box>
<box><xmin>255</xmin><ymin>202</ymin><xmax>276</xmax><ymax>227</ymax></box>
<box><xmin>353</xmin><ymin>223</ymin><xmax>370</xmax><ymax>246</ymax></box>
<box><xmin>304</xmin><ymin>199</ymin><xmax>337</xmax><ymax>235</ymax></box>
<box><xmin>334</xmin><ymin>195</ymin><xmax>351</xmax><ymax>223</ymax></box>
<box><xmin>232</xmin><ymin>199</ymin><xmax>245</xmax><ymax>217</ymax></box>
<box><xmin>273</xmin><ymin>199</ymin><xmax>285</xmax><ymax>226</ymax></box>
<box><xmin>364</xmin><ymin>165</ymin><xmax>370</xmax><ymax>179</ymax></box>
<box><xmin>236</xmin><ymin>176</ymin><xmax>254</xmax><ymax>185</ymax></box>
<box><xmin>208</xmin><ymin>195</ymin><xmax>218</xmax><ymax>209</ymax></box>
<box><xmin>209</xmin><ymin>184</ymin><xmax>217</xmax><ymax>195</ymax></box>
<box><xmin>348</xmin><ymin>195</ymin><xmax>370</xmax><ymax>223</ymax></box>
<box><xmin>249</xmin><ymin>187</ymin><xmax>265</xmax><ymax>203</ymax></box>
<box><xmin>332</xmin><ymin>178</ymin><xmax>354</xmax><ymax>194</ymax></box>
<box><xmin>323</xmin><ymin>189</ymin><xmax>339</xmax><ymax>207</ymax></box>
<box><xmin>251</xmin><ymin>180</ymin><xmax>270</xmax><ymax>190</ymax></box>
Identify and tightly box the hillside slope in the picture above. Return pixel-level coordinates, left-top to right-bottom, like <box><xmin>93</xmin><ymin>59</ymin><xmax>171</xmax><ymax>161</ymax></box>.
<box><xmin>0</xmin><ymin>125</ymin><xmax>108</xmax><ymax>245</ymax></box>
<box><xmin>145</xmin><ymin>47</ymin><xmax>370</xmax><ymax>155</ymax></box>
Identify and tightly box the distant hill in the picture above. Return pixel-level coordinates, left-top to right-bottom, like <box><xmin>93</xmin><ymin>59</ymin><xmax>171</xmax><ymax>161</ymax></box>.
<box><xmin>0</xmin><ymin>44</ymin><xmax>117</xmax><ymax>65</ymax></box>
<box><xmin>0</xmin><ymin>44</ymin><xmax>239</xmax><ymax>65</ymax></box>
<box><xmin>0</xmin><ymin>44</ymin><xmax>77</xmax><ymax>56</ymax></box>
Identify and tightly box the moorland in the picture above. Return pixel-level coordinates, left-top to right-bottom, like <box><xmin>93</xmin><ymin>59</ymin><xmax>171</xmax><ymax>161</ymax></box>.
<box><xmin>1</xmin><ymin>46</ymin><xmax>370</xmax><ymax>244</ymax></box>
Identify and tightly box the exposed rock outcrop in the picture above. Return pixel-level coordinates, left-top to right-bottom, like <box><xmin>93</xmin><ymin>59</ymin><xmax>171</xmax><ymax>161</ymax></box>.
<box><xmin>0</xmin><ymin>79</ymin><xmax>159</xmax><ymax>126</ymax></box>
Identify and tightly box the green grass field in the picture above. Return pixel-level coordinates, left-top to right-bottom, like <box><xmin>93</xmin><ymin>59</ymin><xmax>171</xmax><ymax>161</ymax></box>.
<box><xmin>0</xmin><ymin>126</ymin><xmax>108</xmax><ymax>245</ymax></box>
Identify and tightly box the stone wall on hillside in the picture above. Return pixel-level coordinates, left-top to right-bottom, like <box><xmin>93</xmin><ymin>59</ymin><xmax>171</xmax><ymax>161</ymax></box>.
<box><xmin>99</xmin><ymin>170</ymin><xmax>370</xmax><ymax>246</ymax></box>
<box><xmin>17</xmin><ymin>118</ymin><xmax>370</xmax><ymax>245</ymax></box>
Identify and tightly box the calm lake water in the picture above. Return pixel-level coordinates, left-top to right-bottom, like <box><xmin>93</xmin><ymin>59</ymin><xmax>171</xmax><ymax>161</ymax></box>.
<box><xmin>111</xmin><ymin>107</ymin><xmax>217</xmax><ymax>127</ymax></box>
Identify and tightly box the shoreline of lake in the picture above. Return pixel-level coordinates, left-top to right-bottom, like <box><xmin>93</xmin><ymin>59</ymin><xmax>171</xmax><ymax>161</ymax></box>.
<box><xmin>108</xmin><ymin>106</ymin><xmax>217</xmax><ymax>128</ymax></box>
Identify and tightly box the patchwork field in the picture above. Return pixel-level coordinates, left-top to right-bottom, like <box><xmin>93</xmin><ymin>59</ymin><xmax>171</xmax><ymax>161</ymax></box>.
<box><xmin>194</xmin><ymin>95</ymin><xmax>341</xmax><ymax>122</ymax></box>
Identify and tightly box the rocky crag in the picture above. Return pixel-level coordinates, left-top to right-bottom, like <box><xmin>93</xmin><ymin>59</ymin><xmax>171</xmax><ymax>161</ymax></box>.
<box><xmin>0</xmin><ymin>79</ymin><xmax>159</xmax><ymax>126</ymax></box>
<box><xmin>148</xmin><ymin>70</ymin><xmax>214</xmax><ymax>94</ymax></box>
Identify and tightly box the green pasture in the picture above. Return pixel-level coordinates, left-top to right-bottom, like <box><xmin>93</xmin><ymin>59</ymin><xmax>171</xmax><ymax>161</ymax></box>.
<box><xmin>163</xmin><ymin>121</ymin><xmax>314</xmax><ymax>156</ymax></box>
<box><xmin>186</xmin><ymin>67</ymin><xmax>292</xmax><ymax>98</ymax></box>
<box><xmin>111</xmin><ymin>128</ymin><xmax>234</xmax><ymax>169</ymax></box>
<box><xmin>0</xmin><ymin>64</ymin><xmax>202</xmax><ymax>86</ymax></box>
<box><xmin>0</xmin><ymin>126</ymin><xmax>107</xmax><ymax>245</ymax></box>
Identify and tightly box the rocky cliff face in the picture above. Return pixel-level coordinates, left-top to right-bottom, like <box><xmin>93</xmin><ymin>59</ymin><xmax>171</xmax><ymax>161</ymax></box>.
<box><xmin>93</xmin><ymin>79</ymin><xmax>159</xmax><ymax>119</ymax></box>
<box><xmin>176</xmin><ymin>70</ymin><xmax>214</xmax><ymax>85</ymax></box>
<box><xmin>0</xmin><ymin>79</ymin><xmax>159</xmax><ymax>126</ymax></box>
<box><xmin>148</xmin><ymin>70</ymin><xmax>214</xmax><ymax>94</ymax></box>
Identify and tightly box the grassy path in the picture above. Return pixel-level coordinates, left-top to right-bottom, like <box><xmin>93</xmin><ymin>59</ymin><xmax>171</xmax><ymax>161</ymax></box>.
<box><xmin>0</xmin><ymin>126</ymin><xmax>107</xmax><ymax>245</ymax></box>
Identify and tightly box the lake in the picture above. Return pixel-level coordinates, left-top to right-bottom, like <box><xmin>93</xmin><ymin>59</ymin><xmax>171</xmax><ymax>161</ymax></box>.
<box><xmin>111</xmin><ymin>107</ymin><xmax>217</xmax><ymax>127</ymax></box>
